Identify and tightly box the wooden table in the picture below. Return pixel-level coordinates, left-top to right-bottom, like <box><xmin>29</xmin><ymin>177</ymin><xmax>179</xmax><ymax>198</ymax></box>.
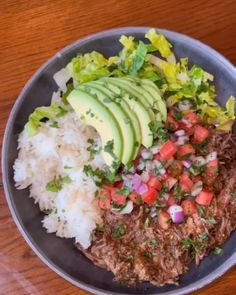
<box><xmin>1</xmin><ymin>0</ymin><xmax>236</xmax><ymax>294</ymax></box>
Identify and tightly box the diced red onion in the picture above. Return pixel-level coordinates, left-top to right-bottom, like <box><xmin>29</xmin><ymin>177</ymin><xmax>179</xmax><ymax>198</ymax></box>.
<box><xmin>141</xmin><ymin>171</ymin><xmax>150</xmax><ymax>183</ymax></box>
<box><xmin>175</xmin><ymin>135</ymin><xmax>189</xmax><ymax>146</ymax></box>
<box><xmin>131</xmin><ymin>174</ymin><xmax>142</xmax><ymax>191</ymax></box>
<box><xmin>181</xmin><ymin>118</ymin><xmax>192</xmax><ymax>128</ymax></box>
<box><xmin>154</xmin><ymin>160</ymin><xmax>161</xmax><ymax>167</ymax></box>
<box><xmin>182</xmin><ymin>160</ymin><xmax>192</xmax><ymax>169</ymax></box>
<box><xmin>178</xmin><ymin>100</ymin><xmax>192</xmax><ymax>111</ymax></box>
<box><xmin>193</xmin><ymin>156</ymin><xmax>206</xmax><ymax>167</ymax></box>
<box><xmin>191</xmin><ymin>181</ymin><xmax>203</xmax><ymax>197</ymax></box>
<box><xmin>119</xmin><ymin>201</ymin><xmax>133</xmax><ymax>214</ymax></box>
<box><xmin>162</xmin><ymin>193</ymin><xmax>170</xmax><ymax>200</ymax></box>
<box><xmin>167</xmin><ymin>205</ymin><xmax>185</xmax><ymax>223</ymax></box>
<box><xmin>174</xmin><ymin>129</ymin><xmax>185</xmax><ymax>136</ymax></box>
<box><xmin>137</xmin><ymin>183</ymin><xmax>148</xmax><ymax>195</ymax></box>
<box><xmin>206</xmin><ymin>152</ymin><xmax>217</xmax><ymax>163</ymax></box>
<box><xmin>137</xmin><ymin>161</ymin><xmax>145</xmax><ymax>171</ymax></box>
<box><xmin>164</xmin><ymin>157</ymin><xmax>174</xmax><ymax>168</ymax></box>
<box><xmin>170</xmin><ymin>134</ymin><xmax>178</xmax><ymax>142</ymax></box>
<box><xmin>141</xmin><ymin>149</ymin><xmax>153</xmax><ymax>160</ymax></box>
<box><xmin>159</xmin><ymin>167</ymin><xmax>167</xmax><ymax>176</ymax></box>
<box><xmin>145</xmin><ymin>160</ymin><xmax>155</xmax><ymax>173</ymax></box>
<box><xmin>150</xmin><ymin>145</ymin><xmax>160</xmax><ymax>154</ymax></box>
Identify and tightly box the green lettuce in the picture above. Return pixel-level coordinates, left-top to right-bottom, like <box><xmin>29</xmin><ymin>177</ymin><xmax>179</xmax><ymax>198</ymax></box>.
<box><xmin>26</xmin><ymin>104</ymin><xmax>66</xmax><ymax>136</ymax></box>
<box><xmin>145</xmin><ymin>28</ymin><xmax>172</xmax><ymax>58</ymax></box>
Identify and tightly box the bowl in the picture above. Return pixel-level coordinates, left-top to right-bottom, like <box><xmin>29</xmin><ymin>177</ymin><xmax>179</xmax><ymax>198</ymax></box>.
<box><xmin>2</xmin><ymin>27</ymin><xmax>236</xmax><ymax>295</ymax></box>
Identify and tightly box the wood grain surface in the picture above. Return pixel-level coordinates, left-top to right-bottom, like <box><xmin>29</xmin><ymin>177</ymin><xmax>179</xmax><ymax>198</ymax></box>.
<box><xmin>0</xmin><ymin>0</ymin><xmax>236</xmax><ymax>294</ymax></box>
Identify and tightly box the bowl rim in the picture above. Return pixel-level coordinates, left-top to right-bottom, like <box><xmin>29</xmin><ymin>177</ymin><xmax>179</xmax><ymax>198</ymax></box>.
<box><xmin>2</xmin><ymin>26</ymin><xmax>236</xmax><ymax>295</ymax></box>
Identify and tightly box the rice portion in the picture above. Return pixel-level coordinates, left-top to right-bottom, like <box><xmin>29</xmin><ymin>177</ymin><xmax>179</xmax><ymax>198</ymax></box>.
<box><xmin>14</xmin><ymin>112</ymin><xmax>106</xmax><ymax>248</ymax></box>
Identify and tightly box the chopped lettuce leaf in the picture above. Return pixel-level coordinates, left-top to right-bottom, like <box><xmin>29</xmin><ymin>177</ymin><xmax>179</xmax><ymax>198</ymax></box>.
<box><xmin>129</xmin><ymin>41</ymin><xmax>147</xmax><ymax>75</ymax></box>
<box><xmin>119</xmin><ymin>35</ymin><xmax>135</xmax><ymax>51</ymax></box>
<box><xmin>145</xmin><ymin>28</ymin><xmax>172</xmax><ymax>58</ymax></box>
<box><xmin>26</xmin><ymin>104</ymin><xmax>64</xmax><ymax>136</ymax></box>
<box><xmin>70</xmin><ymin>51</ymin><xmax>110</xmax><ymax>84</ymax></box>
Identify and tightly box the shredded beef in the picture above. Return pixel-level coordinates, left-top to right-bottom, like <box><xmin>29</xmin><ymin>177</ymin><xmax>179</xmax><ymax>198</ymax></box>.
<box><xmin>77</xmin><ymin>131</ymin><xmax>236</xmax><ymax>286</ymax></box>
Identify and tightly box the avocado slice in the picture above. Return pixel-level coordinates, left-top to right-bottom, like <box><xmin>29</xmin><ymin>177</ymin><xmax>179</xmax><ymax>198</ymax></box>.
<box><xmin>121</xmin><ymin>77</ymin><xmax>166</xmax><ymax>121</ymax></box>
<box><xmin>95</xmin><ymin>80</ymin><xmax>153</xmax><ymax>148</ymax></box>
<box><xmin>78</xmin><ymin>84</ymin><xmax>135</xmax><ymax>164</ymax></box>
<box><xmin>85</xmin><ymin>81</ymin><xmax>142</xmax><ymax>160</ymax></box>
<box><xmin>103</xmin><ymin>77</ymin><xmax>156</xmax><ymax>121</ymax></box>
<box><xmin>138</xmin><ymin>79</ymin><xmax>167</xmax><ymax>121</ymax></box>
<box><xmin>67</xmin><ymin>89</ymin><xmax>123</xmax><ymax>166</ymax></box>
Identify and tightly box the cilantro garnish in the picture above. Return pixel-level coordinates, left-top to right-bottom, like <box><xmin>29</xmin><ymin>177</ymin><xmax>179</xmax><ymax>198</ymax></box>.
<box><xmin>214</xmin><ymin>247</ymin><xmax>223</xmax><ymax>255</ymax></box>
<box><xmin>148</xmin><ymin>120</ymin><xmax>169</xmax><ymax>142</ymax></box>
<box><xmin>45</xmin><ymin>175</ymin><xmax>72</xmax><ymax>192</ymax></box>
<box><xmin>113</xmin><ymin>224</ymin><xmax>125</xmax><ymax>238</ymax></box>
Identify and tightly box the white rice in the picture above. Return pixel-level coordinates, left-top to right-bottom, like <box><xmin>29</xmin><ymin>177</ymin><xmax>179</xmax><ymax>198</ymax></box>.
<box><xmin>14</xmin><ymin>111</ymin><xmax>106</xmax><ymax>249</ymax></box>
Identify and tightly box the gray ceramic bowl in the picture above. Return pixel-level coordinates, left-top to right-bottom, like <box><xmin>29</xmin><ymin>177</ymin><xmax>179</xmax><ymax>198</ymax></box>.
<box><xmin>2</xmin><ymin>27</ymin><xmax>236</xmax><ymax>295</ymax></box>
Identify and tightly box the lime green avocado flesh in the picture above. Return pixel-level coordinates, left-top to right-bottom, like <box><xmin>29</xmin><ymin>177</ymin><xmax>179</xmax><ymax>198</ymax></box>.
<box><xmin>67</xmin><ymin>89</ymin><xmax>123</xmax><ymax>166</ymax></box>
<box><xmin>95</xmin><ymin>80</ymin><xmax>153</xmax><ymax>148</ymax></box>
<box><xmin>121</xmin><ymin>77</ymin><xmax>167</xmax><ymax>121</ymax></box>
<box><xmin>78</xmin><ymin>84</ymin><xmax>135</xmax><ymax>164</ymax></box>
<box><xmin>67</xmin><ymin>77</ymin><xmax>167</xmax><ymax>167</ymax></box>
<box><xmin>82</xmin><ymin>82</ymin><xmax>142</xmax><ymax>160</ymax></box>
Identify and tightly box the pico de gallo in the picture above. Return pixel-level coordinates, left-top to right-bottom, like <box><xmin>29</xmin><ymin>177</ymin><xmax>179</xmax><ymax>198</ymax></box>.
<box><xmin>96</xmin><ymin>109</ymin><xmax>220</xmax><ymax>229</ymax></box>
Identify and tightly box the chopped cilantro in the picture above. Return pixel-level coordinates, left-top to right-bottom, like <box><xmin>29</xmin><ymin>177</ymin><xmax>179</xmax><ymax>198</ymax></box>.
<box><xmin>126</xmin><ymin>255</ymin><xmax>134</xmax><ymax>261</ymax></box>
<box><xmin>198</xmin><ymin>232</ymin><xmax>208</xmax><ymax>242</ymax></box>
<box><xmin>64</xmin><ymin>165</ymin><xmax>72</xmax><ymax>169</ymax></box>
<box><xmin>50</xmin><ymin>121</ymin><xmax>58</xmax><ymax>128</ymax></box>
<box><xmin>173</xmin><ymin>110</ymin><xmax>183</xmax><ymax>121</ymax></box>
<box><xmin>196</xmin><ymin>204</ymin><xmax>205</xmax><ymax>218</ymax></box>
<box><xmin>181</xmin><ymin>238</ymin><xmax>203</xmax><ymax>257</ymax></box>
<box><xmin>148</xmin><ymin>120</ymin><xmax>169</xmax><ymax>142</ymax></box>
<box><xmin>104</xmin><ymin>140</ymin><xmax>116</xmax><ymax>159</ymax></box>
<box><xmin>115</xmin><ymin>185</ymin><xmax>131</xmax><ymax>196</ymax></box>
<box><xmin>144</xmin><ymin>251</ymin><xmax>153</xmax><ymax>259</ymax></box>
<box><xmin>144</xmin><ymin>217</ymin><xmax>150</xmax><ymax>228</ymax></box>
<box><xmin>207</xmin><ymin>216</ymin><xmax>217</xmax><ymax>224</ymax></box>
<box><xmin>113</xmin><ymin>224</ymin><xmax>125</xmax><ymax>238</ymax></box>
<box><xmin>43</xmin><ymin>208</ymin><xmax>53</xmax><ymax>214</ymax></box>
<box><xmin>214</xmin><ymin>247</ymin><xmax>223</xmax><ymax>255</ymax></box>
<box><xmin>231</xmin><ymin>191</ymin><xmax>236</xmax><ymax>198</ymax></box>
<box><xmin>46</xmin><ymin>175</ymin><xmax>72</xmax><ymax>192</ymax></box>
<box><xmin>87</xmin><ymin>138</ymin><xmax>101</xmax><ymax>159</ymax></box>
<box><xmin>136</xmin><ymin>195</ymin><xmax>143</xmax><ymax>204</ymax></box>
<box><xmin>96</xmin><ymin>223</ymin><xmax>105</xmax><ymax>233</ymax></box>
<box><xmin>150</xmin><ymin>239</ymin><xmax>157</xmax><ymax>246</ymax></box>
<box><xmin>46</xmin><ymin>178</ymin><xmax>62</xmax><ymax>192</ymax></box>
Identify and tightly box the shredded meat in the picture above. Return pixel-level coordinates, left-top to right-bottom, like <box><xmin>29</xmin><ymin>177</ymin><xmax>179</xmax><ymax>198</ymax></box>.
<box><xmin>77</xmin><ymin>131</ymin><xmax>236</xmax><ymax>286</ymax></box>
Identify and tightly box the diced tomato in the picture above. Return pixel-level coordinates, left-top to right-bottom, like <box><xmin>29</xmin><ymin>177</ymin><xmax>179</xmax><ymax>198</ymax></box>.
<box><xmin>97</xmin><ymin>188</ymin><xmax>111</xmax><ymax>209</ymax></box>
<box><xmin>183</xmin><ymin>112</ymin><xmax>199</xmax><ymax>125</ymax></box>
<box><xmin>165</xmin><ymin>176</ymin><xmax>177</xmax><ymax>190</ymax></box>
<box><xmin>205</xmin><ymin>159</ymin><xmax>218</xmax><ymax>178</ymax></box>
<box><xmin>160</xmin><ymin>140</ymin><xmax>178</xmax><ymax>161</ymax></box>
<box><xmin>110</xmin><ymin>188</ymin><xmax>127</xmax><ymax>205</ymax></box>
<box><xmin>193</xmin><ymin>125</ymin><xmax>211</xmax><ymax>144</ymax></box>
<box><xmin>195</xmin><ymin>190</ymin><xmax>214</xmax><ymax>206</ymax></box>
<box><xmin>141</xmin><ymin>188</ymin><xmax>158</xmax><ymax>205</ymax></box>
<box><xmin>114</xmin><ymin>181</ymin><xmax>123</xmax><ymax>188</ymax></box>
<box><xmin>167</xmin><ymin>196</ymin><xmax>176</xmax><ymax>206</ymax></box>
<box><xmin>168</xmin><ymin>160</ymin><xmax>183</xmax><ymax>177</ymax></box>
<box><xmin>179</xmin><ymin>173</ymin><xmax>193</xmax><ymax>192</ymax></box>
<box><xmin>178</xmin><ymin>122</ymin><xmax>194</xmax><ymax>136</ymax></box>
<box><xmin>166</xmin><ymin>115</ymin><xmax>179</xmax><ymax>131</ymax></box>
<box><xmin>154</xmin><ymin>153</ymin><xmax>161</xmax><ymax>161</ymax></box>
<box><xmin>148</xmin><ymin>176</ymin><xmax>162</xmax><ymax>190</ymax></box>
<box><xmin>129</xmin><ymin>192</ymin><xmax>140</xmax><ymax>204</ymax></box>
<box><xmin>181</xmin><ymin>199</ymin><xmax>197</xmax><ymax>216</ymax></box>
<box><xmin>178</xmin><ymin>144</ymin><xmax>196</xmax><ymax>159</ymax></box>
<box><xmin>158</xmin><ymin>210</ymin><xmax>171</xmax><ymax>230</ymax></box>
<box><xmin>192</xmin><ymin>175</ymin><xmax>202</xmax><ymax>183</ymax></box>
